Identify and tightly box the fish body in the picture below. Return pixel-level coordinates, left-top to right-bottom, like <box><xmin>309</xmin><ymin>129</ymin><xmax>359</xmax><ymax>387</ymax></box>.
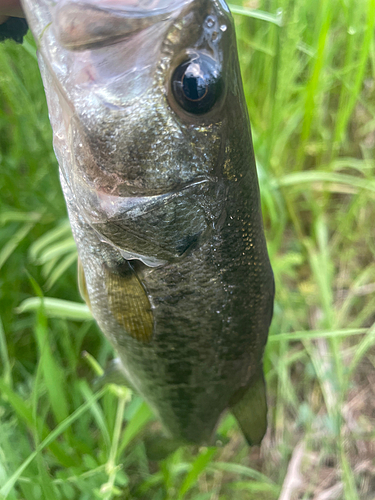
<box><xmin>22</xmin><ymin>0</ymin><xmax>274</xmax><ymax>445</ymax></box>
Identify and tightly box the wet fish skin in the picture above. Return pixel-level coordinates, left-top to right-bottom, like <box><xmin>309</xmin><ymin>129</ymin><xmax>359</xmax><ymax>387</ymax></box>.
<box><xmin>22</xmin><ymin>0</ymin><xmax>274</xmax><ymax>445</ymax></box>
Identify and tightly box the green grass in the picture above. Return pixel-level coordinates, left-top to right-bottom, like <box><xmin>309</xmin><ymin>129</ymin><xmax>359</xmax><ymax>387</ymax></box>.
<box><xmin>1</xmin><ymin>0</ymin><xmax>375</xmax><ymax>498</ymax></box>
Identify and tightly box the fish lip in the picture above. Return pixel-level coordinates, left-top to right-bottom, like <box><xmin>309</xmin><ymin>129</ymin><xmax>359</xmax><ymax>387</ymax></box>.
<box><xmin>53</xmin><ymin>0</ymin><xmax>195</xmax><ymax>51</ymax></box>
<box><xmin>96</xmin><ymin>177</ymin><xmax>211</xmax><ymax>219</ymax></box>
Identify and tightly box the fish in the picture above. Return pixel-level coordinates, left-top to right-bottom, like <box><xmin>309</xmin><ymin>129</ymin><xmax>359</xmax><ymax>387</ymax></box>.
<box><xmin>21</xmin><ymin>0</ymin><xmax>275</xmax><ymax>446</ymax></box>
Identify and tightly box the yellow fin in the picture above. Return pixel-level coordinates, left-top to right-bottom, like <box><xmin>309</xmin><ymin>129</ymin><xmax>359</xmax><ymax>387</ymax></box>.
<box><xmin>78</xmin><ymin>258</ymin><xmax>92</xmax><ymax>310</ymax></box>
<box><xmin>230</xmin><ymin>370</ymin><xmax>267</xmax><ymax>446</ymax></box>
<box><xmin>105</xmin><ymin>262</ymin><xmax>154</xmax><ymax>344</ymax></box>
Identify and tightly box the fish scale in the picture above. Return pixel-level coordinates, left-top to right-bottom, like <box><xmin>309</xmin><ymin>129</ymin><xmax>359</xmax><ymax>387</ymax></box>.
<box><xmin>22</xmin><ymin>0</ymin><xmax>274</xmax><ymax>447</ymax></box>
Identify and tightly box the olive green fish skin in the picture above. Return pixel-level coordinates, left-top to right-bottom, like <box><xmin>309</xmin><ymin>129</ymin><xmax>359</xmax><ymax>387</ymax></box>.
<box><xmin>22</xmin><ymin>0</ymin><xmax>274</xmax><ymax>444</ymax></box>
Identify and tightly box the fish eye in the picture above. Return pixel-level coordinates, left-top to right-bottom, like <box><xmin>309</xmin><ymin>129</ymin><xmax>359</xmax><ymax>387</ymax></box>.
<box><xmin>171</xmin><ymin>54</ymin><xmax>222</xmax><ymax>115</ymax></box>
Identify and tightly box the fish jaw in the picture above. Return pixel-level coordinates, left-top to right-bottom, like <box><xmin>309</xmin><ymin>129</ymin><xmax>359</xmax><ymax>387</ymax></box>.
<box><xmin>21</xmin><ymin>0</ymin><xmax>195</xmax><ymax>46</ymax></box>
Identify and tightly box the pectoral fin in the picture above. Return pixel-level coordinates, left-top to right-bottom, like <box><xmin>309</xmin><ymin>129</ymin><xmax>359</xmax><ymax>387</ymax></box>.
<box><xmin>78</xmin><ymin>257</ymin><xmax>153</xmax><ymax>343</ymax></box>
<box><xmin>105</xmin><ymin>262</ymin><xmax>154</xmax><ymax>344</ymax></box>
<box><xmin>229</xmin><ymin>370</ymin><xmax>267</xmax><ymax>446</ymax></box>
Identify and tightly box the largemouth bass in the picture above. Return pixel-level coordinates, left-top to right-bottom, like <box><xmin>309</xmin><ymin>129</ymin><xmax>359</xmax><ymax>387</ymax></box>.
<box><xmin>21</xmin><ymin>0</ymin><xmax>274</xmax><ymax>446</ymax></box>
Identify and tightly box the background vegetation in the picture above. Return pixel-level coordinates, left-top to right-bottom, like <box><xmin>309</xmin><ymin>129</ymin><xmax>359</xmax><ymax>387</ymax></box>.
<box><xmin>1</xmin><ymin>0</ymin><xmax>375</xmax><ymax>498</ymax></box>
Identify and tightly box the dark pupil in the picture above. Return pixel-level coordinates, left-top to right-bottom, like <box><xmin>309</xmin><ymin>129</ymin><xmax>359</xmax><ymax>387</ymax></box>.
<box><xmin>182</xmin><ymin>64</ymin><xmax>207</xmax><ymax>101</ymax></box>
<box><xmin>171</xmin><ymin>54</ymin><xmax>221</xmax><ymax>115</ymax></box>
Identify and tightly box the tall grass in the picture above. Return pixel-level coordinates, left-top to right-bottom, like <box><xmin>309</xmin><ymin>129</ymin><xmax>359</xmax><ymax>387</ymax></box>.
<box><xmin>1</xmin><ymin>0</ymin><xmax>375</xmax><ymax>498</ymax></box>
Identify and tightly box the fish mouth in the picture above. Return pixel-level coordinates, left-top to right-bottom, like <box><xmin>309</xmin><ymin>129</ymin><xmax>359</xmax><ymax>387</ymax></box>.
<box><xmin>54</xmin><ymin>0</ymin><xmax>195</xmax><ymax>51</ymax></box>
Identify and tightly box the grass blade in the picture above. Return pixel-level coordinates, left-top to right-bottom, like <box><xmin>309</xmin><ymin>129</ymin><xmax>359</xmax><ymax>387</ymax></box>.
<box><xmin>177</xmin><ymin>447</ymin><xmax>216</xmax><ymax>499</ymax></box>
<box><xmin>118</xmin><ymin>402</ymin><xmax>154</xmax><ymax>455</ymax></box>
<box><xmin>0</xmin><ymin>378</ymin><xmax>77</xmax><ymax>467</ymax></box>
<box><xmin>0</xmin><ymin>387</ymin><xmax>107</xmax><ymax>498</ymax></box>
<box><xmin>17</xmin><ymin>297</ymin><xmax>92</xmax><ymax>321</ymax></box>
<box><xmin>269</xmin><ymin>328</ymin><xmax>367</xmax><ymax>343</ymax></box>
<box><xmin>0</xmin><ymin>222</ymin><xmax>35</xmax><ymax>271</ymax></box>
<box><xmin>0</xmin><ymin>315</ymin><xmax>11</xmax><ymax>385</ymax></box>
<box><xmin>33</xmin><ymin>303</ymin><xmax>70</xmax><ymax>425</ymax></box>
<box><xmin>274</xmin><ymin>170</ymin><xmax>375</xmax><ymax>193</ymax></box>
<box><xmin>229</xmin><ymin>5</ymin><xmax>283</xmax><ymax>26</ymax></box>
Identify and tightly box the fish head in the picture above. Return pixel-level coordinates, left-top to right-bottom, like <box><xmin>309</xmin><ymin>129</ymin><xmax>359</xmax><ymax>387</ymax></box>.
<box><xmin>22</xmin><ymin>0</ymin><xmax>251</xmax><ymax>263</ymax></box>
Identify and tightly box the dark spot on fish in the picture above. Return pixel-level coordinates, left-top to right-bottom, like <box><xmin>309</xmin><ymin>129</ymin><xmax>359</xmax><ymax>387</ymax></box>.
<box><xmin>166</xmin><ymin>360</ymin><xmax>192</xmax><ymax>384</ymax></box>
<box><xmin>176</xmin><ymin>232</ymin><xmax>201</xmax><ymax>255</ymax></box>
<box><xmin>106</xmin><ymin>258</ymin><xmax>133</xmax><ymax>277</ymax></box>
